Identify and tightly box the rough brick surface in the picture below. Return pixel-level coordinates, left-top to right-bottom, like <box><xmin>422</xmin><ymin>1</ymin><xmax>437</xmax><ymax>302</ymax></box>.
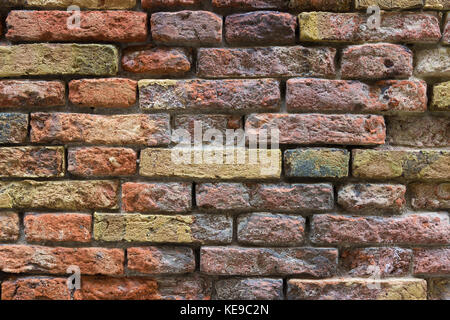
<box><xmin>432</xmin><ymin>81</ymin><xmax>450</xmax><ymax>111</ymax></box>
<box><xmin>341</xmin><ymin>44</ymin><xmax>413</xmax><ymax>80</ymax></box>
<box><xmin>424</xmin><ymin>0</ymin><xmax>450</xmax><ymax>9</ymax></box>
<box><xmin>151</xmin><ymin>11</ymin><xmax>222</xmax><ymax>46</ymax></box>
<box><xmin>215</xmin><ymin>278</ymin><xmax>283</xmax><ymax>300</ymax></box>
<box><xmin>0</xmin><ymin>147</ymin><xmax>65</xmax><ymax>178</ymax></box>
<box><xmin>24</xmin><ymin>213</ymin><xmax>92</xmax><ymax>243</ymax></box>
<box><xmin>413</xmin><ymin>249</ymin><xmax>450</xmax><ymax>275</ymax></box>
<box><xmin>197</xmin><ymin>47</ymin><xmax>336</xmax><ymax>78</ymax></box>
<box><xmin>428</xmin><ymin>279</ymin><xmax>450</xmax><ymax>300</ymax></box>
<box><xmin>415</xmin><ymin>48</ymin><xmax>450</xmax><ymax>78</ymax></box>
<box><xmin>1</xmin><ymin>0</ymin><xmax>137</xmax><ymax>9</ymax></box>
<box><xmin>246</xmin><ymin>114</ymin><xmax>386</xmax><ymax>145</ymax></box>
<box><xmin>0</xmin><ymin>81</ymin><xmax>65</xmax><ymax>108</ymax></box>
<box><xmin>444</xmin><ymin>15</ymin><xmax>450</xmax><ymax>44</ymax></box>
<box><xmin>311</xmin><ymin>213</ymin><xmax>450</xmax><ymax>245</ymax></box>
<box><xmin>286</xmin><ymin>79</ymin><xmax>427</xmax><ymax>114</ymax></box>
<box><xmin>213</xmin><ymin>0</ymin><xmax>289</xmax><ymax>9</ymax></box>
<box><xmin>0</xmin><ymin>212</ymin><xmax>19</xmax><ymax>241</ymax></box>
<box><xmin>201</xmin><ymin>247</ymin><xmax>337</xmax><ymax>276</ymax></box>
<box><xmin>225</xmin><ymin>11</ymin><xmax>296</xmax><ymax>45</ymax></box>
<box><xmin>69</xmin><ymin>78</ymin><xmax>137</xmax><ymax>108</ymax></box>
<box><xmin>143</xmin><ymin>0</ymin><xmax>201</xmax><ymax>8</ymax></box>
<box><xmin>1</xmin><ymin>278</ymin><xmax>71</xmax><ymax>300</ymax></box>
<box><xmin>30</xmin><ymin>113</ymin><xmax>170</xmax><ymax>146</ymax></box>
<box><xmin>289</xmin><ymin>0</ymin><xmax>351</xmax><ymax>10</ymax></box>
<box><xmin>355</xmin><ymin>0</ymin><xmax>423</xmax><ymax>9</ymax></box>
<box><xmin>410</xmin><ymin>183</ymin><xmax>450</xmax><ymax>210</ymax></box>
<box><xmin>127</xmin><ymin>247</ymin><xmax>195</xmax><ymax>274</ymax></box>
<box><xmin>6</xmin><ymin>11</ymin><xmax>147</xmax><ymax>42</ymax></box>
<box><xmin>0</xmin><ymin>113</ymin><xmax>28</xmax><ymax>144</ymax></box>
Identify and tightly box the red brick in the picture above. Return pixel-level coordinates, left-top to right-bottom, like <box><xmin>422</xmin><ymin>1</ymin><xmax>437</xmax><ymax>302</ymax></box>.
<box><xmin>340</xmin><ymin>247</ymin><xmax>412</xmax><ymax>277</ymax></box>
<box><xmin>197</xmin><ymin>46</ymin><xmax>336</xmax><ymax>78</ymax></box>
<box><xmin>24</xmin><ymin>213</ymin><xmax>92</xmax><ymax>243</ymax></box>
<box><xmin>0</xmin><ymin>212</ymin><xmax>19</xmax><ymax>241</ymax></box>
<box><xmin>1</xmin><ymin>277</ymin><xmax>71</xmax><ymax>300</ymax></box>
<box><xmin>341</xmin><ymin>43</ymin><xmax>413</xmax><ymax>80</ymax></box>
<box><xmin>225</xmin><ymin>11</ymin><xmax>296</xmax><ymax>45</ymax></box>
<box><xmin>410</xmin><ymin>182</ymin><xmax>450</xmax><ymax>210</ymax></box>
<box><xmin>300</xmin><ymin>12</ymin><xmax>441</xmax><ymax>43</ymax></box>
<box><xmin>138</xmin><ymin>79</ymin><xmax>280</xmax><ymax>112</ymax></box>
<box><xmin>337</xmin><ymin>183</ymin><xmax>406</xmax><ymax>213</ymax></box>
<box><xmin>201</xmin><ymin>246</ymin><xmax>337</xmax><ymax>276</ymax></box>
<box><xmin>6</xmin><ymin>10</ymin><xmax>147</xmax><ymax>42</ymax></box>
<box><xmin>69</xmin><ymin>78</ymin><xmax>137</xmax><ymax>108</ymax></box>
<box><xmin>444</xmin><ymin>15</ymin><xmax>449</xmax><ymax>44</ymax></box>
<box><xmin>413</xmin><ymin>248</ymin><xmax>450</xmax><ymax>275</ymax></box>
<box><xmin>0</xmin><ymin>113</ymin><xmax>28</xmax><ymax>144</ymax></box>
<box><xmin>196</xmin><ymin>183</ymin><xmax>334</xmax><ymax>211</ymax></box>
<box><xmin>122</xmin><ymin>182</ymin><xmax>192</xmax><ymax>213</ymax></box>
<box><xmin>68</xmin><ymin>147</ymin><xmax>137</xmax><ymax>177</ymax></box>
<box><xmin>0</xmin><ymin>245</ymin><xmax>124</xmax><ymax>275</ymax></box>
<box><xmin>246</xmin><ymin>113</ymin><xmax>386</xmax><ymax>145</ymax></box>
<box><xmin>311</xmin><ymin>213</ymin><xmax>450</xmax><ymax>245</ymax></box>
<box><xmin>215</xmin><ymin>278</ymin><xmax>283</xmax><ymax>300</ymax></box>
<box><xmin>237</xmin><ymin>213</ymin><xmax>305</xmax><ymax>245</ymax></box>
<box><xmin>286</xmin><ymin>79</ymin><xmax>427</xmax><ymax>113</ymax></box>
<box><xmin>127</xmin><ymin>247</ymin><xmax>195</xmax><ymax>274</ymax></box>
<box><xmin>213</xmin><ymin>0</ymin><xmax>289</xmax><ymax>9</ymax></box>
<box><xmin>122</xmin><ymin>46</ymin><xmax>191</xmax><ymax>75</ymax></box>
<box><xmin>0</xmin><ymin>147</ymin><xmax>65</xmax><ymax>178</ymax></box>
<box><xmin>142</xmin><ymin>0</ymin><xmax>201</xmax><ymax>8</ymax></box>
<box><xmin>30</xmin><ymin>113</ymin><xmax>170</xmax><ymax>146</ymax></box>
<box><xmin>151</xmin><ymin>11</ymin><xmax>222</xmax><ymax>46</ymax></box>
<box><xmin>387</xmin><ymin>115</ymin><xmax>450</xmax><ymax>147</ymax></box>
<box><xmin>0</xmin><ymin>80</ymin><xmax>65</xmax><ymax>108</ymax></box>
<box><xmin>290</xmin><ymin>0</ymin><xmax>351</xmax><ymax>10</ymax></box>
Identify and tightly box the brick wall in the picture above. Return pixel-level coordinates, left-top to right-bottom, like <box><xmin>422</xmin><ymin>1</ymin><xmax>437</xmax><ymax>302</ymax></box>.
<box><xmin>0</xmin><ymin>0</ymin><xmax>449</xmax><ymax>300</ymax></box>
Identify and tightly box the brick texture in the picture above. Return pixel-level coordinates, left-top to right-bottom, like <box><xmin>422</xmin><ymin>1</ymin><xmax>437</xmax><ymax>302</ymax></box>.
<box><xmin>0</xmin><ymin>0</ymin><xmax>448</xmax><ymax>302</ymax></box>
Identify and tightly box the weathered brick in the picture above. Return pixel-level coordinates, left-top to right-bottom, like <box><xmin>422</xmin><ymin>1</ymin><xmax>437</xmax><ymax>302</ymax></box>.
<box><xmin>142</xmin><ymin>0</ymin><xmax>201</xmax><ymax>8</ymax></box>
<box><xmin>299</xmin><ymin>12</ymin><xmax>441</xmax><ymax>43</ymax></box>
<box><xmin>288</xmin><ymin>279</ymin><xmax>427</xmax><ymax>300</ymax></box>
<box><xmin>0</xmin><ymin>80</ymin><xmax>65</xmax><ymax>108</ymax></box>
<box><xmin>197</xmin><ymin>47</ymin><xmax>336</xmax><ymax>78</ymax></box>
<box><xmin>122</xmin><ymin>46</ymin><xmax>191</xmax><ymax>75</ymax></box>
<box><xmin>387</xmin><ymin>115</ymin><xmax>450</xmax><ymax>147</ymax></box>
<box><xmin>340</xmin><ymin>247</ymin><xmax>412</xmax><ymax>277</ymax></box>
<box><xmin>424</xmin><ymin>0</ymin><xmax>450</xmax><ymax>9</ymax></box>
<box><xmin>213</xmin><ymin>0</ymin><xmax>289</xmax><ymax>9</ymax></box>
<box><xmin>290</xmin><ymin>0</ymin><xmax>351</xmax><ymax>10</ymax></box>
<box><xmin>246</xmin><ymin>114</ymin><xmax>386</xmax><ymax>145</ymax></box>
<box><xmin>444</xmin><ymin>15</ymin><xmax>449</xmax><ymax>44</ymax></box>
<box><xmin>94</xmin><ymin>213</ymin><xmax>232</xmax><ymax>244</ymax></box>
<box><xmin>413</xmin><ymin>248</ymin><xmax>450</xmax><ymax>275</ymax></box>
<box><xmin>0</xmin><ymin>147</ymin><xmax>65</xmax><ymax>178</ymax></box>
<box><xmin>311</xmin><ymin>213</ymin><xmax>450</xmax><ymax>245</ymax></box>
<box><xmin>68</xmin><ymin>147</ymin><xmax>137</xmax><ymax>177</ymax></box>
<box><xmin>215</xmin><ymin>278</ymin><xmax>283</xmax><ymax>300</ymax></box>
<box><xmin>196</xmin><ymin>183</ymin><xmax>334</xmax><ymax>211</ymax></box>
<box><xmin>355</xmin><ymin>0</ymin><xmax>423</xmax><ymax>9</ymax></box>
<box><xmin>0</xmin><ymin>212</ymin><xmax>19</xmax><ymax>241</ymax></box>
<box><xmin>431</xmin><ymin>81</ymin><xmax>450</xmax><ymax>111</ymax></box>
<box><xmin>30</xmin><ymin>113</ymin><xmax>170</xmax><ymax>146</ymax></box>
<box><xmin>284</xmin><ymin>148</ymin><xmax>349</xmax><ymax>178</ymax></box>
<box><xmin>6</xmin><ymin>11</ymin><xmax>147</xmax><ymax>42</ymax></box>
<box><xmin>0</xmin><ymin>113</ymin><xmax>28</xmax><ymax>144</ymax></box>
<box><xmin>138</xmin><ymin>79</ymin><xmax>280</xmax><ymax>112</ymax></box>
<box><xmin>0</xmin><ymin>245</ymin><xmax>124</xmax><ymax>275</ymax></box>
<box><xmin>428</xmin><ymin>278</ymin><xmax>450</xmax><ymax>300</ymax></box>
<box><xmin>237</xmin><ymin>213</ymin><xmax>305</xmax><ymax>245</ymax></box>
<box><xmin>127</xmin><ymin>247</ymin><xmax>195</xmax><ymax>274</ymax></box>
<box><xmin>286</xmin><ymin>79</ymin><xmax>427</xmax><ymax>114</ymax></box>
<box><xmin>0</xmin><ymin>0</ymin><xmax>136</xmax><ymax>9</ymax></box>
<box><xmin>0</xmin><ymin>44</ymin><xmax>118</xmax><ymax>77</ymax></box>
<box><xmin>69</xmin><ymin>78</ymin><xmax>137</xmax><ymax>108</ymax></box>
<box><xmin>341</xmin><ymin>43</ymin><xmax>413</xmax><ymax>80</ymax></box>
<box><xmin>151</xmin><ymin>11</ymin><xmax>222</xmax><ymax>46</ymax></box>
<box><xmin>201</xmin><ymin>247</ymin><xmax>337</xmax><ymax>276</ymax></box>
<box><xmin>174</xmin><ymin>114</ymin><xmax>243</xmax><ymax>141</ymax></box>
<box><xmin>139</xmin><ymin>148</ymin><xmax>281</xmax><ymax>180</ymax></box>
<box><xmin>337</xmin><ymin>183</ymin><xmax>406</xmax><ymax>213</ymax></box>
<box><xmin>410</xmin><ymin>182</ymin><xmax>450</xmax><ymax>210</ymax></box>
<box><xmin>352</xmin><ymin>149</ymin><xmax>450</xmax><ymax>180</ymax></box>
<box><xmin>0</xmin><ymin>180</ymin><xmax>118</xmax><ymax>210</ymax></box>
<box><xmin>24</xmin><ymin>213</ymin><xmax>92</xmax><ymax>243</ymax></box>
<box><xmin>1</xmin><ymin>278</ymin><xmax>71</xmax><ymax>300</ymax></box>
<box><xmin>122</xmin><ymin>182</ymin><xmax>192</xmax><ymax>213</ymax></box>
<box><xmin>415</xmin><ymin>47</ymin><xmax>450</xmax><ymax>78</ymax></box>
<box><xmin>225</xmin><ymin>11</ymin><xmax>296</xmax><ymax>46</ymax></box>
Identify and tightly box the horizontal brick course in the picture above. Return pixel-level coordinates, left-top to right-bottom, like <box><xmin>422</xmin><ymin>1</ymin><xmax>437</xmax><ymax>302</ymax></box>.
<box><xmin>0</xmin><ymin>81</ymin><xmax>65</xmax><ymax>108</ymax></box>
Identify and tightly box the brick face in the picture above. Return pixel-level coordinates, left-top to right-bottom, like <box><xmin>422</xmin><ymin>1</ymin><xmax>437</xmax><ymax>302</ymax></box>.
<box><xmin>0</xmin><ymin>0</ymin><xmax>448</xmax><ymax>302</ymax></box>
